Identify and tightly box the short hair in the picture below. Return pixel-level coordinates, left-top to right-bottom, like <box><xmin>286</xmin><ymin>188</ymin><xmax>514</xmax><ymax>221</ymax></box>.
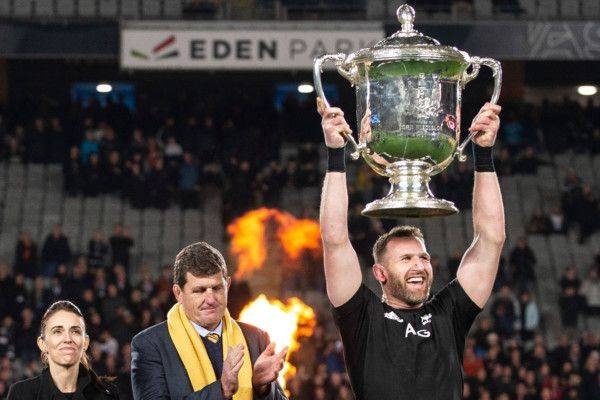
<box><xmin>372</xmin><ymin>225</ymin><xmax>424</xmax><ymax>264</ymax></box>
<box><xmin>173</xmin><ymin>242</ymin><xmax>228</xmax><ymax>288</ymax></box>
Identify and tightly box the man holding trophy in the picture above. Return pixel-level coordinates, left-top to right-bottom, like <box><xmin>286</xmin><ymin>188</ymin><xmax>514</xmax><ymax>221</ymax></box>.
<box><xmin>316</xmin><ymin>5</ymin><xmax>504</xmax><ymax>399</ymax></box>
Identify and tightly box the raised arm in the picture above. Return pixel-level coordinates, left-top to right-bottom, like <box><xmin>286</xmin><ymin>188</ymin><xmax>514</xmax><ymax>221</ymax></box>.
<box><xmin>457</xmin><ymin>103</ymin><xmax>505</xmax><ymax>309</ymax></box>
<box><xmin>317</xmin><ymin>98</ymin><xmax>362</xmax><ymax>307</ymax></box>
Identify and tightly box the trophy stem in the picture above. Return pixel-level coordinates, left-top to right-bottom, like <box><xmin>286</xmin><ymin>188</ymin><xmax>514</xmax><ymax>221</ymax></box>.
<box><xmin>361</xmin><ymin>160</ymin><xmax>458</xmax><ymax>218</ymax></box>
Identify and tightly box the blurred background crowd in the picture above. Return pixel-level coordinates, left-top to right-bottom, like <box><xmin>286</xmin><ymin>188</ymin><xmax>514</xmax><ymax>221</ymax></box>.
<box><xmin>0</xmin><ymin>0</ymin><xmax>599</xmax><ymax>399</ymax></box>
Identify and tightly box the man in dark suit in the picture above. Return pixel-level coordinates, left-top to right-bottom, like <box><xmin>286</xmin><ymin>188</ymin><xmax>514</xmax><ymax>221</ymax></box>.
<box><xmin>131</xmin><ymin>242</ymin><xmax>288</xmax><ymax>400</ymax></box>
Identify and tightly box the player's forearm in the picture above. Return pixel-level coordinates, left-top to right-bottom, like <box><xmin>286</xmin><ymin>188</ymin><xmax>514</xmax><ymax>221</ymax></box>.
<box><xmin>472</xmin><ymin>172</ymin><xmax>505</xmax><ymax>246</ymax></box>
<box><xmin>320</xmin><ymin>172</ymin><xmax>350</xmax><ymax>246</ymax></box>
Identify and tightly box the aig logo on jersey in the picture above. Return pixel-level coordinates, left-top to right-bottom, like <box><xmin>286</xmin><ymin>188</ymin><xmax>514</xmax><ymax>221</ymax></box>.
<box><xmin>384</xmin><ymin>311</ymin><xmax>432</xmax><ymax>338</ymax></box>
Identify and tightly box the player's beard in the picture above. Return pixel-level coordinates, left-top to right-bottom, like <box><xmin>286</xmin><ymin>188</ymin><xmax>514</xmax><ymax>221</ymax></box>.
<box><xmin>387</xmin><ymin>272</ymin><xmax>432</xmax><ymax>306</ymax></box>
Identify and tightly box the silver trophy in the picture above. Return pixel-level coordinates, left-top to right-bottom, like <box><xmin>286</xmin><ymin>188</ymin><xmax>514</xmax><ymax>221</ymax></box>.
<box><xmin>314</xmin><ymin>4</ymin><xmax>501</xmax><ymax>218</ymax></box>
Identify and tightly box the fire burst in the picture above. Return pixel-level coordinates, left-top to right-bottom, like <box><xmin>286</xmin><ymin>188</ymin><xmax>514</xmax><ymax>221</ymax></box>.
<box><xmin>239</xmin><ymin>295</ymin><xmax>316</xmax><ymax>392</ymax></box>
<box><xmin>227</xmin><ymin>208</ymin><xmax>321</xmax><ymax>279</ymax></box>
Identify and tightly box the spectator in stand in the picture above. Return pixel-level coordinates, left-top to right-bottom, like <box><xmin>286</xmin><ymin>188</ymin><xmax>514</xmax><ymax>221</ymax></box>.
<box><xmin>88</xmin><ymin>229</ymin><xmax>109</xmax><ymax>271</ymax></box>
<box><xmin>525</xmin><ymin>208</ymin><xmax>552</xmax><ymax>235</ymax></box>
<box><xmin>25</xmin><ymin>117</ymin><xmax>47</xmax><ymax>164</ymax></box>
<box><xmin>501</xmin><ymin>110</ymin><xmax>525</xmax><ymax>155</ymax></box>
<box><xmin>561</xmin><ymin>169</ymin><xmax>583</xmax><ymax>229</ymax></box>
<box><xmin>41</xmin><ymin>224</ymin><xmax>71</xmax><ymax>278</ymax></box>
<box><xmin>125</xmin><ymin>163</ymin><xmax>146</xmax><ymax>209</ymax></box>
<box><xmin>80</xmin><ymin>130</ymin><xmax>99</xmax><ymax>166</ymax></box>
<box><xmin>163</xmin><ymin>136</ymin><xmax>183</xmax><ymax>164</ymax></box>
<box><xmin>14</xmin><ymin>231</ymin><xmax>38</xmax><ymax>279</ymax></box>
<box><xmin>13</xmin><ymin>307</ymin><xmax>37</xmax><ymax>364</ymax></box>
<box><xmin>178</xmin><ymin>152</ymin><xmax>199</xmax><ymax>209</ymax></box>
<box><xmin>581</xmin><ymin>350</ymin><xmax>600</xmax><ymax>400</ymax></box>
<box><xmin>549</xmin><ymin>205</ymin><xmax>566</xmax><ymax>234</ymax></box>
<box><xmin>146</xmin><ymin>157</ymin><xmax>170</xmax><ymax>209</ymax></box>
<box><xmin>509</xmin><ymin>237</ymin><xmax>537</xmax><ymax>292</ymax></box>
<box><xmin>515</xmin><ymin>146</ymin><xmax>543</xmax><ymax>174</ymax></box>
<box><xmin>581</xmin><ymin>266</ymin><xmax>600</xmax><ymax>317</ymax></box>
<box><xmin>64</xmin><ymin>257</ymin><xmax>93</xmax><ymax>305</ymax></box>
<box><xmin>104</xmin><ymin>151</ymin><xmax>124</xmax><ymax>195</ymax></box>
<box><xmin>516</xmin><ymin>290</ymin><xmax>540</xmax><ymax>342</ymax></box>
<box><xmin>47</xmin><ymin>116</ymin><xmax>66</xmax><ymax>164</ymax></box>
<box><xmin>109</xmin><ymin>225</ymin><xmax>134</xmax><ymax>271</ymax></box>
<box><xmin>83</xmin><ymin>153</ymin><xmax>103</xmax><ymax>197</ymax></box>
<box><xmin>99</xmin><ymin>126</ymin><xmax>120</xmax><ymax>163</ymax></box>
<box><xmin>574</xmin><ymin>184</ymin><xmax>599</xmax><ymax>243</ymax></box>
<box><xmin>560</xmin><ymin>266</ymin><xmax>581</xmax><ymax>293</ymax></box>
<box><xmin>0</xmin><ymin>263</ymin><xmax>16</xmax><ymax>318</ymax></box>
<box><xmin>494</xmin><ymin>148</ymin><xmax>513</xmax><ymax>176</ymax></box>
<box><xmin>558</xmin><ymin>267</ymin><xmax>586</xmax><ymax>332</ymax></box>
<box><xmin>63</xmin><ymin>146</ymin><xmax>83</xmax><ymax>196</ymax></box>
<box><xmin>128</xmin><ymin>128</ymin><xmax>147</xmax><ymax>157</ymax></box>
<box><xmin>4</xmin><ymin>123</ymin><xmax>26</xmax><ymax>162</ymax></box>
<box><xmin>490</xmin><ymin>285</ymin><xmax>519</xmax><ymax>339</ymax></box>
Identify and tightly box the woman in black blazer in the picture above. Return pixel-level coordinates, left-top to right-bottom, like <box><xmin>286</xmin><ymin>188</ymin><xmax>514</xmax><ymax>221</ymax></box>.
<box><xmin>7</xmin><ymin>300</ymin><xmax>119</xmax><ymax>400</ymax></box>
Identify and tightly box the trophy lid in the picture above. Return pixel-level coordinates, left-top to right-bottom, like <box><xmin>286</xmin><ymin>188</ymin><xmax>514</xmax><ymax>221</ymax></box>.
<box><xmin>346</xmin><ymin>4</ymin><xmax>469</xmax><ymax>66</ymax></box>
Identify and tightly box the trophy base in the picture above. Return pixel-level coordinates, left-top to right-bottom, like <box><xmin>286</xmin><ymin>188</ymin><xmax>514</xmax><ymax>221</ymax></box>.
<box><xmin>361</xmin><ymin>160</ymin><xmax>459</xmax><ymax>218</ymax></box>
<box><xmin>362</xmin><ymin>196</ymin><xmax>458</xmax><ymax>218</ymax></box>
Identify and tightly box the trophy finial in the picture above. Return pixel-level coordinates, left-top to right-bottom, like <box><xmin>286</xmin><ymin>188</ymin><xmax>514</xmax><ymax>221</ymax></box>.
<box><xmin>397</xmin><ymin>4</ymin><xmax>415</xmax><ymax>33</ymax></box>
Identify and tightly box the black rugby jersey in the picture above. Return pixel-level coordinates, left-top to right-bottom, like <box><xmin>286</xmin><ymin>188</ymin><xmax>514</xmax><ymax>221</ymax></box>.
<box><xmin>333</xmin><ymin>279</ymin><xmax>481</xmax><ymax>400</ymax></box>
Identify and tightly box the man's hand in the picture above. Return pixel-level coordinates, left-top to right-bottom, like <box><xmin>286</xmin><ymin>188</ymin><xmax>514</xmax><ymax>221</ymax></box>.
<box><xmin>469</xmin><ymin>102</ymin><xmax>502</xmax><ymax>148</ymax></box>
<box><xmin>317</xmin><ymin>97</ymin><xmax>351</xmax><ymax>149</ymax></box>
<box><xmin>252</xmin><ymin>342</ymin><xmax>288</xmax><ymax>396</ymax></box>
<box><xmin>221</xmin><ymin>344</ymin><xmax>245</xmax><ymax>399</ymax></box>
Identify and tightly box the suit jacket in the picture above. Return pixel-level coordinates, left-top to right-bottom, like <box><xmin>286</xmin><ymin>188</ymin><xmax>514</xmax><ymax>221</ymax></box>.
<box><xmin>131</xmin><ymin>320</ymin><xmax>287</xmax><ymax>400</ymax></box>
<box><xmin>7</xmin><ymin>365</ymin><xmax>120</xmax><ymax>400</ymax></box>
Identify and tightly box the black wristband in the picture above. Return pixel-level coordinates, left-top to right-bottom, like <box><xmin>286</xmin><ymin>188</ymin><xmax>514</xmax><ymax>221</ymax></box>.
<box><xmin>327</xmin><ymin>147</ymin><xmax>346</xmax><ymax>172</ymax></box>
<box><xmin>472</xmin><ymin>144</ymin><xmax>495</xmax><ymax>172</ymax></box>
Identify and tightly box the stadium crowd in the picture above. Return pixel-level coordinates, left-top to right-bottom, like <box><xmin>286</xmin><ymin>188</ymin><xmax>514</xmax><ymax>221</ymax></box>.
<box><xmin>0</xmin><ymin>92</ymin><xmax>599</xmax><ymax>399</ymax></box>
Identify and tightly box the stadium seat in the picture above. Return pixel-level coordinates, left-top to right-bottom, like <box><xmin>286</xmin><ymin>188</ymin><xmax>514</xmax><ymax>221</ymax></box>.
<box><xmin>56</xmin><ymin>0</ymin><xmax>75</xmax><ymax>16</ymax></box>
<box><xmin>443</xmin><ymin>213</ymin><xmax>466</xmax><ymax>255</ymax></box>
<box><xmin>518</xmin><ymin>174</ymin><xmax>542</xmax><ymax>217</ymax></box>
<box><xmin>120</xmin><ymin>0</ymin><xmax>140</xmax><ymax>17</ymax></box>
<box><xmin>582</xmin><ymin>0</ymin><xmax>600</xmax><ymax>17</ymax></box>
<box><xmin>547</xmin><ymin>234</ymin><xmax>573</xmax><ymax>274</ymax></box>
<box><xmin>572</xmin><ymin>154</ymin><xmax>593</xmax><ymax>185</ymax></box>
<box><xmin>536</xmin><ymin>0</ymin><xmax>558</xmax><ymax>18</ymax></box>
<box><xmin>47</xmin><ymin>164</ymin><xmax>64</xmax><ymax>189</ymax></box>
<box><xmin>77</xmin><ymin>0</ymin><xmax>96</xmax><ymax>17</ymax></box>
<box><xmin>519</xmin><ymin>0</ymin><xmax>537</xmax><ymax>16</ymax></box>
<box><xmin>142</xmin><ymin>0</ymin><xmax>161</xmax><ymax>18</ymax></box>
<box><xmin>462</xmin><ymin>209</ymin><xmax>474</xmax><ymax>241</ymax></box>
<box><xmin>163</xmin><ymin>0</ymin><xmax>182</xmax><ymax>17</ymax></box>
<box><xmin>0</xmin><ymin>0</ymin><xmax>10</xmax><ymax>16</ymax></box>
<box><xmin>474</xmin><ymin>0</ymin><xmax>493</xmax><ymax>18</ymax></box>
<box><xmin>34</xmin><ymin>0</ymin><xmax>54</xmax><ymax>16</ymax></box>
<box><xmin>559</xmin><ymin>0</ymin><xmax>580</xmax><ymax>18</ymax></box>
<box><xmin>99</xmin><ymin>0</ymin><xmax>118</xmax><ymax>17</ymax></box>
<box><xmin>527</xmin><ymin>234</ymin><xmax>552</xmax><ymax>271</ymax></box>
<box><xmin>102</xmin><ymin>196</ymin><xmax>123</xmax><ymax>233</ymax></box>
<box><xmin>182</xmin><ymin>208</ymin><xmax>203</xmax><ymax>245</ymax></box>
<box><xmin>82</xmin><ymin>197</ymin><xmax>103</xmax><ymax>249</ymax></box>
<box><xmin>7</xmin><ymin>163</ymin><xmax>25</xmax><ymax>188</ymax></box>
<box><xmin>423</xmin><ymin>217</ymin><xmax>447</xmax><ymax>261</ymax></box>
<box><xmin>13</xmin><ymin>0</ymin><xmax>33</xmax><ymax>17</ymax></box>
<box><xmin>162</xmin><ymin>207</ymin><xmax>183</xmax><ymax>259</ymax></box>
<box><xmin>62</xmin><ymin>197</ymin><xmax>83</xmax><ymax>250</ymax></box>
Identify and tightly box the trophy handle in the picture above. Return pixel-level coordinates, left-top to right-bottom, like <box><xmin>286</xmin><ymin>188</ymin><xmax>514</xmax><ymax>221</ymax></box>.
<box><xmin>456</xmin><ymin>57</ymin><xmax>502</xmax><ymax>162</ymax></box>
<box><xmin>313</xmin><ymin>54</ymin><xmax>366</xmax><ymax>160</ymax></box>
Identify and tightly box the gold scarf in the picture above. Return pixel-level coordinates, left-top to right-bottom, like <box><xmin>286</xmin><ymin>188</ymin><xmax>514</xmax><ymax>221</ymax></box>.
<box><xmin>167</xmin><ymin>303</ymin><xmax>253</xmax><ymax>400</ymax></box>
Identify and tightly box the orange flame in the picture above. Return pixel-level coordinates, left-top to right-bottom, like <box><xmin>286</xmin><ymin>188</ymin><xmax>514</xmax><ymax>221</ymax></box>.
<box><xmin>227</xmin><ymin>208</ymin><xmax>321</xmax><ymax>279</ymax></box>
<box><xmin>239</xmin><ymin>295</ymin><xmax>316</xmax><ymax>392</ymax></box>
